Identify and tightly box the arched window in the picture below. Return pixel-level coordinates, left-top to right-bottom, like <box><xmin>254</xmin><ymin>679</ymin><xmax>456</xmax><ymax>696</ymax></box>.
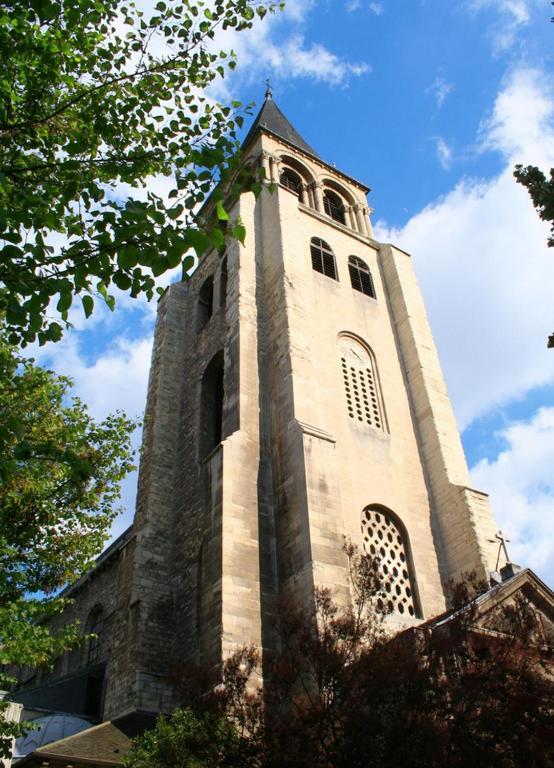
<box><xmin>310</xmin><ymin>237</ymin><xmax>338</xmax><ymax>281</ymax></box>
<box><xmin>200</xmin><ymin>351</ymin><xmax>224</xmax><ymax>458</ymax></box>
<box><xmin>219</xmin><ymin>257</ymin><xmax>228</xmax><ymax>308</ymax></box>
<box><xmin>86</xmin><ymin>606</ymin><xmax>104</xmax><ymax>666</ymax></box>
<box><xmin>339</xmin><ymin>336</ymin><xmax>385</xmax><ymax>431</ymax></box>
<box><xmin>197</xmin><ymin>275</ymin><xmax>214</xmax><ymax>332</ymax></box>
<box><xmin>361</xmin><ymin>506</ymin><xmax>419</xmax><ymax>618</ymax></box>
<box><xmin>280</xmin><ymin>167</ymin><xmax>303</xmax><ymax>196</ymax></box>
<box><xmin>323</xmin><ymin>190</ymin><xmax>346</xmax><ymax>224</ymax></box>
<box><xmin>348</xmin><ymin>256</ymin><xmax>376</xmax><ymax>299</ymax></box>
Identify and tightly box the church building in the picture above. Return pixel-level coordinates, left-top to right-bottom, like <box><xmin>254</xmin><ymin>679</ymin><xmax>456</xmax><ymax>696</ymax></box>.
<box><xmin>10</xmin><ymin>92</ymin><xmax>554</xmax><ymax>766</ymax></box>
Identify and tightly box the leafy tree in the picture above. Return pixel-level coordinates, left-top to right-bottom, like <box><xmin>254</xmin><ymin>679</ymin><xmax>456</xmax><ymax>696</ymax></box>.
<box><xmin>0</xmin><ymin>330</ymin><xmax>136</xmax><ymax>756</ymax></box>
<box><xmin>121</xmin><ymin>708</ymin><xmax>255</xmax><ymax>768</ymax></box>
<box><xmin>514</xmin><ymin>164</ymin><xmax>554</xmax><ymax>348</ymax></box>
<box><xmin>163</xmin><ymin>545</ymin><xmax>554</xmax><ymax>768</ymax></box>
<box><xmin>0</xmin><ymin>0</ymin><xmax>280</xmax><ymax>346</ymax></box>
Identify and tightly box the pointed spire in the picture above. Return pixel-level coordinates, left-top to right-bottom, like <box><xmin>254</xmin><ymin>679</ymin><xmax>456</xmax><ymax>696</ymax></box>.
<box><xmin>241</xmin><ymin>92</ymin><xmax>320</xmax><ymax>159</ymax></box>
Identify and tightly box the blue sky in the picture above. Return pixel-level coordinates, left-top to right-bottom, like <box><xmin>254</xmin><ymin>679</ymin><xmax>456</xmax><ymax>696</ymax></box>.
<box><xmin>30</xmin><ymin>0</ymin><xmax>554</xmax><ymax>586</ymax></box>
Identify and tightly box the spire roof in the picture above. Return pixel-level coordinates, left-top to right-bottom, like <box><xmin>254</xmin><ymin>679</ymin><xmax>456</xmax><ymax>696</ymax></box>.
<box><xmin>241</xmin><ymin>91</ymin><xmax>321</xmax><ymax>160</ymax></box>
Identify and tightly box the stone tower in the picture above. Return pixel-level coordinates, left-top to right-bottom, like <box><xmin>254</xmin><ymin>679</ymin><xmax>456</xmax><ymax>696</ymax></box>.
<box><xmin>98</xmin><ymin>93</ymin><xmax>505</xmax><ymax>722</ymax></box>
<box><xmin>12</xmin><ymin>96</ymin><xmax>507</xmax><ymax>730</ymax></box>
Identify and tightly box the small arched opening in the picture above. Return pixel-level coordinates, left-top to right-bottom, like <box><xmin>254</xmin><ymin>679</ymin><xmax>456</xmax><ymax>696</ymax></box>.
<box><xmin>197</xmin><ymin>275</ymin><xmax>214</xmax><ymax>332</ymax></box>
<box><xmin>200</xmin><ymin>350</ymin><xmax>224</xmax><ymax>458</ymax></box>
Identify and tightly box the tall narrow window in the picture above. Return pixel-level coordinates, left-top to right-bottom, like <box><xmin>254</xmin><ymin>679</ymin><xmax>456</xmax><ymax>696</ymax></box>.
<box><xmin>348</xmin><ymin>256</ymin><xmax>376</xmax><ymax>299</ymax></box>
<box><xmin>323</xmin><ymin>190</ymin><xmax>346</xmax><ymax>224</ymax></box>
<box><xmin>311</xmin><ymin>237</ymin><xmax>338</xmax><ymax>281</ymax></box>
<box><xmin>339</xmin><ymin>336</ymin><xmax>385</xmax><ymax>430</ymax></box>
<box><xmin>219</xmin><ymin>258</ymin><xmax>228</xmax><ymax>308</ymax></box>
<box><xmin>200</xmin><ymin>351</ymin><xmax>224</xmax><ymax>458</ymax></box>
<box><xmin>361</xmin><ymin>506</ymin><xmax>419</xmax><ymax>618</ymax></box>
<box><xmin>86</xmin><ymin>606</ymin><xmax>104</xmax><ymax>666</ymax></box>
<box><xmin>280</xmin><ymin>167</ymin><xmax>303</xmax><ymax>196</ymax></box>
<box><xmin>197</xmin><ymin>275</ymin><xmax>214</xmax><ymax>332</ymax></box>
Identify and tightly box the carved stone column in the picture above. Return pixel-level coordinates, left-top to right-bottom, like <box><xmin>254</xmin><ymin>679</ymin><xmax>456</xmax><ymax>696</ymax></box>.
<box><xmin>261</xmin><ymin>151</ymin><xmax>271</xmax><ymax>183</ymax></box>
<box><xmin>346</xmin><ymin>205</ymin><xmax>357</xmax><ymax>231</ymax></box>
<box><xmin>311</xmin><ymin>182</ymin><xmax>324</xmax><ymax>213</ymax></box>
<box><xmin>299</xmin><ymin>182</ymin><xmax>308</xmax><ymax>206</ymax></box>
<box><xmin>354</xmin><ymin>203</ymin><xmax>366</xmax><ymax>234</ymax></box>
<box><xmin>270</xmin><ymin>154</ymin><xmax>281</xmax><ymax>184</ymax></box>
<box><xmin>364</xmin><ymin>206</ymin><xmax>374</xmax><ymax>238</ymax></box>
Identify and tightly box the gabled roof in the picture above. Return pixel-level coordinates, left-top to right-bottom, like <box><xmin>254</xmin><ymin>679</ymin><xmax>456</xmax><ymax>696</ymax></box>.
<box><xmin>241</xmin><ymin>93</ymin><xmax>321</xmax><ymax>160</ymax></box>
<box><xmin>427</xmin><ymin>567</ymin><xmax>554</xmax><ymax>632</ymax></box>
<box><xmin>16</xmin><ymin>721</ymin><xmax>130</xmax><ymax>767</ymax></box>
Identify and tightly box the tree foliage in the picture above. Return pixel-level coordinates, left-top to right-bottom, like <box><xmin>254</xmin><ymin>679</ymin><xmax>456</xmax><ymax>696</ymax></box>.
<box><xmin>0</xmin><ymin>0</ymin><xmax>280</xmax><ymax>346</ymax></box>
<box><xmin>153</xmin><ymin>545</ymin><xmax>554</xmax><ymax>768</ymax></box>
<box><xmin>121</xmin><ymin>708</ymin><xmax>254</xmax><ymax>768</ymax></box>
<box><xmin>513</xmin><ymin>164</ymin><xmax>554</xmax><ymax>348</ymax></box>
<box><xmin>0</xmin><ymin>330</ymin><xmax>136</xmax><ymax>756</ymax></box>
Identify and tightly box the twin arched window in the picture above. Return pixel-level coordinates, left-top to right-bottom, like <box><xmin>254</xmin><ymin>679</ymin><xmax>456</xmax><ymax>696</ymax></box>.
<box><xmin>361</xmin><ymin>506</ymin><xmax>419</xmax><ymax>618</ymax></box>
<box><xmin>310</xmin><ymin>239</ymin><xmax>376</xmax><ymax>299</ymax></box>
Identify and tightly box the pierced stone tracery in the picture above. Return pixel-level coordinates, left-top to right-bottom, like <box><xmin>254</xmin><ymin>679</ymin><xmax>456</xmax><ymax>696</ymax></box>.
<box><xmin>361</xmin><ymin>507</ymin><xmax>417</xmax><ymax>618</ymax></box>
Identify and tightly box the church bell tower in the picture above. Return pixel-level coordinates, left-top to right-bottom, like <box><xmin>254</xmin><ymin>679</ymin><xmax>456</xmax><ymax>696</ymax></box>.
<box><xmin>102</xmin><ymin>92</ymin><xmax>505</xmax><ymax>721</ymax></box>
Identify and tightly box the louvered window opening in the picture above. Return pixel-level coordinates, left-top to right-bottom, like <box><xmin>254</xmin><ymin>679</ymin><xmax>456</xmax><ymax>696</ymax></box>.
<box><xmin>280</xmin><ymin>168</ymin><xmax>302</xmax><ymax>196</ymax></box>
<box><xmin>349</xmin><ymin>256</ymin><xmax>376</xmax><ymax>298</ymax></box>
<box><xmin>311</xmin><ymin>237</ymin><xmax>338</xmax><ymax>280</ymax></box>
<box><xmin>362</xmin><ymin>508</ymin><xmax>416</xmax><ymax>617</ymax></box>
<box><xmin>340</xmin><ymin>356</ymin><xmax>382</xmax><ymax>430</ymax></box>
<box><xmin>323</xmin><ymin>191</ymin><xmax>346</xmax><ymax>224</ymax></box>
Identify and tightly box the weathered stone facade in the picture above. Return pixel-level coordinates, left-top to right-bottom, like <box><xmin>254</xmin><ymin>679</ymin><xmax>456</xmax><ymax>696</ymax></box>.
<box><xmin>13</xmin><ymin>96</ymin><xmax>506</xmax><ymax>727</ymax></box>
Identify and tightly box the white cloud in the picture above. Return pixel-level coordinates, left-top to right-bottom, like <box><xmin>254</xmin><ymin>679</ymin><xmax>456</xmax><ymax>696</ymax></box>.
<box><xmin>467</xmin><ymin>0</ymin><xmax>533</xmax><ymax>51</ymax></box>
<box><xmin>347</xmin><ymin>0</ymin><xmax>361</xmax><ymax>12</ymax></box>
<box><xmin>471</xmin><ymin>407</ymin><xmax>554</xmax><ymax>586</ymax></box>
<box><xmin>369</xmin><ymin>2</ymin><xmax>384</xmax><ymax>15</ymax></box>
<box><xmin>426</xmin><ymin>76</ymin><xmax>454</xmax><ymax>108</ymax></box>
<box><xmin>435</xmin><ymin>136</ymin><xmax>453</xmax><ymax>169</ymax></box>
<box><xmin>208</xmin><ymin>3</ymin><xmax>370</xmax><ymax>97</ymax></box>
<box><xmin>375</xmin><ymin>67</ymin><xmax>554</xmax><ymax>430</ymax></box>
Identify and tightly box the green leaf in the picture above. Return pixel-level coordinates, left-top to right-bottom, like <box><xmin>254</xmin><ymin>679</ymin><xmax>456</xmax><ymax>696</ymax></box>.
<box><xmin>216</xmin><ymin>200</ymin><xmax>229</xmax><ymax>221</ymax></box>
<box><xmin>82</xmin><ymin>296</ymin><xmax>94</xmax><ymax>318</ymax></box>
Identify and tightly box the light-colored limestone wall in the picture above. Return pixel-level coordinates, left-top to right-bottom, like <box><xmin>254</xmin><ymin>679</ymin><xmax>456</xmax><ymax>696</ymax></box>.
<box><xmin>251</xmin><ymin>132</ymin><xmax>470</xmax><ymax>620</ymax></box>
<box><xmin>378</xmin><ymin>244</ymin><xmax>503</xmax><ymax>584</ymax></box>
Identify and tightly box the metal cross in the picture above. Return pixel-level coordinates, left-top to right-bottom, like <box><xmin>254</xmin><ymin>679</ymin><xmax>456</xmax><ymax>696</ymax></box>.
<box><xmin>265</xmin><ymin>79</ymin><xmax>273</xmax><ymax>100</ymax></box>
<box><xmin>490</xmin><ymin>530</ymin><xmax>511</xmax><ymax>571</ymax></box>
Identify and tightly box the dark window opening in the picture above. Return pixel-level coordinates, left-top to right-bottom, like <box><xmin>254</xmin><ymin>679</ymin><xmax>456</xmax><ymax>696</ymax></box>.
<box><xmin>219</xmin><ymin>258</ymin><xmax>228</xmax><ymax>308</ymax></box>
<box><xmin>310</xmin><ymin>237</ymin><xmax>338</xmax><ymax>281</ymax></box>
<box><xmin>280</xmin><ymin>167</ymin><xmax>303</xmax><ymax>196</ymax></box>
<box><xmin>348</xmin><ymin>256</ymin><xmax>376</xmax><ymax>298</ymax></box>
<box><xmin>323</xmin><ymin>190</ymin><xmax>346</xmax><ymax>224</ymax></box>
<box><xmin>84</xmin><ymin>673</ymin><xmax>104</xmax><ymax>718</ymax></box>
<box><xmin>197</xmin><ymin>276</ymin><xmax>214</xmax><ymax>332</ymax></box>
<box><xmin>86</xmin><ymin>606</ymin><xmax>104</xmax><ymax>667</ymax></box>
<box><xmin>200</xmin><ymin>351</ymin><xmax>224</xmax><ymax>458</ymax></box>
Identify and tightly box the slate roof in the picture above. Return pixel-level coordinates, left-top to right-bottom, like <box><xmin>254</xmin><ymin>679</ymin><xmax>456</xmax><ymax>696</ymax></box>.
<box><xmin>16</xmin><ymin>721</ymin><xmax>130</xmax><ymax>767</ymax></box>
<box><xmin>241</xmin><ymin>94</ymin><xmax>321</xmax><ymax>160</ymax></box>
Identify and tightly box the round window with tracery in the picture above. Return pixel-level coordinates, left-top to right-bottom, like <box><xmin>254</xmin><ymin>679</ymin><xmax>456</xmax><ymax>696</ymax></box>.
<box><xmin>361</xmin><ymin>507</ymin><xmax>417</xmax><ymax>618</ymax></box>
